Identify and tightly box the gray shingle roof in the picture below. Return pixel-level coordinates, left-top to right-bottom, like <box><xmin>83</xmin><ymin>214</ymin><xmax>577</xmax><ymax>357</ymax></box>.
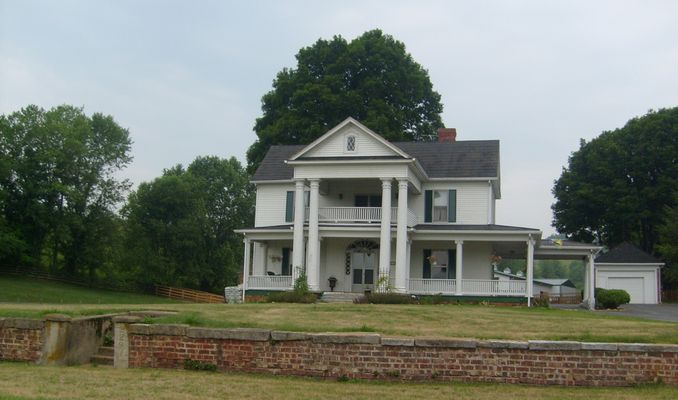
<box><xmin>251</xmin><ymin>145</ymin><xmax>304</xmax><ymax>181</ymax></box>
<box><xmin>394</xmin><ymin>141</ymin><xmax>499</xmax><ymax>178</ymax></box>
<box><xmin>596</xmin><ymin>242</ymin><xmax>663</xmax><ymax>264</ymax></box>
<box><xmin>251</xmin><ymin>140</ymin><xmax>500</xmax><ymax>181</ymax></box>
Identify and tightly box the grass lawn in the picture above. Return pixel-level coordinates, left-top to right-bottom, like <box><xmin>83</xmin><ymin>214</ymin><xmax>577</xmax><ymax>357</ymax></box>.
<box><xmin>0</xmin><ymin>363</ymin><xmax>676</xmax><ymax>400</ymax></box>
<box><xmin>1</xmin><ymin>275</ymin><xmax>677</xmax><ymax>343</ymax></box>
<box><xmin>0</xmin><ymin>275</ymin><xmax>179</xmax><ymax>305</ymax></box>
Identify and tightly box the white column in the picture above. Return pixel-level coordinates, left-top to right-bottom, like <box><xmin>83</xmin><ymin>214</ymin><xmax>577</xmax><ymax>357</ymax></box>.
<box><xmin>526</xmin><ymin>238</ymin><xmax>535</xmax><ymax>306</ymax></box>
<box><xmin>292</xmin><ymin>179</ymin><xmax>306</xmax><ymax>283</ymax></box>
<box><xmin>242</xmin><ymin>237</ymin><xmax>251</xmax><ymax>302</ymax></box>
<box><xmin>405</xmin><ymin>239</ymin><xmax>412</xmax><ymax>292</ymax></box>
<box><xmin>455</xmin><ymin>240</ymin><xmax>463</xmax><ymax>295</ymax></box>
<box><xmin>587</xmin><ymin>252</ymin><xmax>596</xmax><ymax>310</ymax></box>
<box><xmin>306</xmin><ymin>179</ymin><xmax>321</xmax><ymax>291</ymax></box>
<box><xmin>378</xmin><ymin>178</ymin><xmax>392</xmax><ymax>292</ymax></box>
<box><xmin>394</xmin><ymin>179</ymin><xmax>408</xmax><ymax>292</ymax></box>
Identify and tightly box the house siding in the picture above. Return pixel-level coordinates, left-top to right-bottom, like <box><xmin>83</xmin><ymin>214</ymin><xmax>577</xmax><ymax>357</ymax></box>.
<box><xmin>410</xmin><ymin>181</ymin><xmax>490</xmax><ymax>225</ymax></box>
<box><xmin>255</xmin><ymin>183</ymin><xmax>293</xmax><ymax>227</ymax></box>
<box><xmin>304</xmin><ymin>125</ymin><xmax>397</xmax><ymax>158</ymax></box>
<box><xmin>410</xmin><ymin>241</ymin><xmax>493</xmax><ymax>280</ymax></box>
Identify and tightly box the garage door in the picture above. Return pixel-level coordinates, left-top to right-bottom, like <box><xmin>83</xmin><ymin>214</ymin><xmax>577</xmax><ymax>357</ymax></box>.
<box><xmin>607</xmin><ymin>277</ymin><xmax>644</xmax><ymax>304</ymax></box>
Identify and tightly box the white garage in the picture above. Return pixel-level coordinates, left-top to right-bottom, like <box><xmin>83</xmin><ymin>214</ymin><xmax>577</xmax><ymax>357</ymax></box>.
<box><xmin>595</xmin><ymin>243</ymin><xmax>663</xmax><ymax>304</ymax></box>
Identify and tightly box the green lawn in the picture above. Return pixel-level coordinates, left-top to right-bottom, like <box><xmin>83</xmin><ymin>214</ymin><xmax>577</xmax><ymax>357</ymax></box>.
<box><xmin>0</xmin><ymin>275</ymin><xmax>179</xmax><ymax>305</ymax></box>
<box><xmin>1</xmin><ymin>275</ymin><xmax>677</xmax><ymax>344</ymax></box>
<box><xmin>0</xmin><ymin>363</ymin><xmax>675</xmax><ymax>400</ymax></box>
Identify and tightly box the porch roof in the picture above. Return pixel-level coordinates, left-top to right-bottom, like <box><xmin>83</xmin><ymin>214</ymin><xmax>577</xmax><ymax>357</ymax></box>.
<box><xmin>413</xmin><ymin>224</ymin><xmax>539</xmax><ymax>232</ymax></box>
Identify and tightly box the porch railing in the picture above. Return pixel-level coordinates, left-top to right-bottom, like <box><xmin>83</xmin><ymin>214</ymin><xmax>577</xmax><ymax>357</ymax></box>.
<box><xmin>408</xmin><ymin>278</ymin><xmax>457</xmax><ymax>294</ymax></box>
<box><xmin>462</xmin><ymin>279</ymin><xmax>526</xmax><ymax>295</ymax></box>
<box><xmin>408</xmin><ymin>279</ymin><xmax>526</xmax><ymax>296</ymax></box>
<box><xmin>247</xmin><ymin>275</ymin><xmax>293</xmax><ymax>290</ymax></box>
<box><xmin>306</xmin><ymin>207</ymin><xmax>418</xmax><ymax>225</ymax></box>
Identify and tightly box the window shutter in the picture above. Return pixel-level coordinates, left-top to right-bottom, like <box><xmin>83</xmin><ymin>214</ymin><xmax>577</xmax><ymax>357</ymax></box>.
<box><xmin>448</xmin><ymin>190</ymin><xmax>456</xmax><ymax>223</ymax></box>
<box><xmin>423</xmin><ymin>249</ymin><xmax>431</xmax><ymax>279</ymax></box>
<box><xmin>447</xmin><ymin>249</ymin><xmax>455</xmax><ymax>279</ymax></box>
<box><xmin>282</xmin><ymin>248</ymin><xmax>290</xmax><ymax>276</ymax></box>
<box><xmin>424</xmin><ymin>190</ymin><xmax>432</xmax><ymax>223</ymax></box>
<box><xmin>285</xmin><ymin>191</ymin><xmax>294</xmax><ymax>222</ymax></box>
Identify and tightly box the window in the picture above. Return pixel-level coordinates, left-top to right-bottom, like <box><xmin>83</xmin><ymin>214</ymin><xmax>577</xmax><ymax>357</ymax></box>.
<box><xmin>423</xmin><ymin>249</ymin><xmax>456</xmax><ymax>279</ymax></box>
<box><xmin>424</xmin><ymin>189</ymin><xmax>457</xmax><ymax>223</ymax></box>
<box><xmin>285</xmin><ymin>190</ymin><xmax>310</xmax><ymax>222</ymax></box>
<box><xmin>433</xmin><ymin>191</ymin><xmax>448</xmax><ymax>222</ymax></box>
<box><xmin>429</xmin><ymin>250</ymin><xmax>449</xmax><ymax>279</ymax></box>
<box><xmin>346</xmin><ymin>135</ymin><xmax>356</xmax><ymax>152</ymax></box>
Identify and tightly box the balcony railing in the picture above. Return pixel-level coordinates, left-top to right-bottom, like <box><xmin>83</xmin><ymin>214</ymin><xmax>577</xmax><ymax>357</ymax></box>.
<box><xmin>305</xmin><ymin>207</ymin><xmax>418</xmax><ymax>226</ymax></box>
<box><xmin>408</xmin><ymin>279</ymin><xmax>526</xmax><ymax>296</ymax></box>
<box><xmin>247</xmin><ymin>275</ymin><xmax>293</xmax><ymax>290</ymax></box>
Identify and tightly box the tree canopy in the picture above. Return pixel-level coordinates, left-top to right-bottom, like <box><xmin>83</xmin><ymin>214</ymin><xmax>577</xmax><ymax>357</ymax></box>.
<box><xmin>122</xmin><ymin>156</ymin><xmax>254</xmax><ymax>292</ymax></box>
<box><xmin>552</xmin><ymin>107</ymin><xmax>678</xmax><ymax>267</ymax></box>
<box><xmin>0</xmin><ymin>105</ymin><xmax>132</xmax><ymax>280</ymax></box>
<box><xmin>246</xmin><ymin>29</ymin><xmax>444</xmax><ymax>172</ymax></box>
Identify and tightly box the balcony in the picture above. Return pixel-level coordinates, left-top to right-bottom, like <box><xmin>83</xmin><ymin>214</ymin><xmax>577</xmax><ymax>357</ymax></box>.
<box><xmin>305</xmin><ymin>207</ymin><xmax>418</xmax><ymax>226</ymax></box>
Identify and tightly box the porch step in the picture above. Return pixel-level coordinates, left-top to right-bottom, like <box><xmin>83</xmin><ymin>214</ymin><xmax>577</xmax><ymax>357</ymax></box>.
<box><xmin>90</xmin><ymin>345</ymin><xmax>114</xmax><ymax>365</ymax></box>
<box><xmin>320</xmin><ymin>292</ymin><xmax>365</xmax><ymax>303</ymax></box>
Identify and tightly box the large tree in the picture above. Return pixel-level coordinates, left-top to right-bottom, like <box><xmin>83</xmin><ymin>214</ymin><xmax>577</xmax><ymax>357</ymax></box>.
<box><xmin>247</xmin><ymin>29</ymin><xmax>444</xmax><ymax>172</ymax></box>
<box><xmin>0</xmin><ymin>105</ymin><xmax>132</xmax><ymax>281</ymax></box>
<box><xmin>122</xmin><ymin>157</ymin><xmax>253</xmax><ymax>292</ymax></box>
<box><xmin>552</xmin><ymin>107</ymin><xmax>678</xmax><ymax>254</ymax></box>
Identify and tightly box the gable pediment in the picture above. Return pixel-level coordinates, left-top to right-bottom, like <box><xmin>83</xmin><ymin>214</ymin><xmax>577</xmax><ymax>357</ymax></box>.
<box><xmin>289</xmin><ymin>118</ymin><xmax>410</xmax><ymax>161</ymax></box>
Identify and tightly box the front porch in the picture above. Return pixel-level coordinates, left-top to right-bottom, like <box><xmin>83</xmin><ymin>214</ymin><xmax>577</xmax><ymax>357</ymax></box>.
<box><xmin>247</xmin><ymin>276</ymin><xmax>527</xmax><ymax>297</ymax></box>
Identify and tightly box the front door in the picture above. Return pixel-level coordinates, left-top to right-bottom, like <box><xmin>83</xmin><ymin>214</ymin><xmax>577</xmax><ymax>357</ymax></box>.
<box><xmin>351</xmin><ymin>251</ymin><xmax>376</xmax><ymax>293</ymax></box>
<box><xmin>354</xmin><ymin>195</ymin><xmax>382</xmax><ymax>207</ymax></box>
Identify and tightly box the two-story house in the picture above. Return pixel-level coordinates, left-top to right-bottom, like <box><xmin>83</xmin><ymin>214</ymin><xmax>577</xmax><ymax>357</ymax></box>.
<box><xmin>236</xmin><ymin>118</ymin><xmax>601</xmax><ymax>305</ymax></box>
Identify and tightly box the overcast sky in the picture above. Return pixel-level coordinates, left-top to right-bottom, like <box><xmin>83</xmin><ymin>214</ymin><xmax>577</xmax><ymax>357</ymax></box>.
<box><xmin>1</xmin><ymin>0</ymin><xmax>677</xmax><ymax>235</ymax></box>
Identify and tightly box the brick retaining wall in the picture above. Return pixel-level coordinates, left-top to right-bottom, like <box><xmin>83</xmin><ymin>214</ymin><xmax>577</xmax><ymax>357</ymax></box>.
<box><xmin>0</xmin><ymin>318</ymin><xmax>45</xmax><ymax>362</ymax></box>
<box><xmin>126</xmin><ymin>324</ymin><xmax>678</xmax><ymax>387</ymax></box>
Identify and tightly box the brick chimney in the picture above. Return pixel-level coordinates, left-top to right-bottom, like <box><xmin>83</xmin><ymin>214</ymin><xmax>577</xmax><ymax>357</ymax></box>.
<box><xmin>437</xmin><ymin>128</ymin><xmax>457</xmax><ymax>143</ymax></box>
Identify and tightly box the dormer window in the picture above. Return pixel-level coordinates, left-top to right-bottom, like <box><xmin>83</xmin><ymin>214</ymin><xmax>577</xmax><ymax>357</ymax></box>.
<box><xmin>346</xmin><ymin>135</ymin><xmax>356</xmax><ymax>152</ymax></box>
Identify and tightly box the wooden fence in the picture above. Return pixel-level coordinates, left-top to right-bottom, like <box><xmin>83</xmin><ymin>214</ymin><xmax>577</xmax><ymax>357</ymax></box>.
<box><xmin>662</xmin><ymin>290</ymin><xmax>678</xmax><ymax>302</ymax></box>
<box><xmin>548</xmin><ymin>294</ymin><xmax>582</xmax><ymax>304</ymax></box>
<box><xmin>155</xmin><ymin>284</ymin><xmax>224</xmax><ymax>303</ymax></box>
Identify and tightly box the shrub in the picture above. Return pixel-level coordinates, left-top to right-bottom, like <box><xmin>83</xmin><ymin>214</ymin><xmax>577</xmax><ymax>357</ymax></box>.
<box><xmin>266</xmin><ymin>291</ymin><xmax>317</xmax><ymax>303</ymax></box>
<box><xmin>293</xmin><ymin>268</ymin><xmax>309</xmax><ymax>294</ymax></box>
<box><xmin>595</xmin><ymin>288</ymin><xmax>630</xmax><ymax>309</ymax></box>
<box><xmin>366</xmin><ymin>292</ymin><xmax>414</xmax><ymax>304</ymax></box>
<box><xmin>532</xmin><ymin>294</ymin><xmax>550</xmax><ymax>308</ymax></box>
<box><xmin>418</xmin><ymin>294</ymin><xmax>448</xmax><ymax>305</ymax></box>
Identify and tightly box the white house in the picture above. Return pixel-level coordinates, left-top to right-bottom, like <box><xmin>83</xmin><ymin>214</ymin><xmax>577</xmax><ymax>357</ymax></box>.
<box><xmin>236</xmin><ymin>118</ymin><xmax>602</xmax><ymax>306</ymax></box>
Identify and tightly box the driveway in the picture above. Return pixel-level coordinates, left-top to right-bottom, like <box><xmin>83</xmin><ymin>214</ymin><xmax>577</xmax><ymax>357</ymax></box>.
<box><xmin>598</xmin><ymin>303</ymin><xmax>678</xmax><ymax>322</ymax></box>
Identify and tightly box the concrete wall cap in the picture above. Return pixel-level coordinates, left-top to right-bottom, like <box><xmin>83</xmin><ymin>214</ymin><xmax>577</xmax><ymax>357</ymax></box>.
<box><xmin>581</xmin><ymin>342</ymin><xmax>618</xmax><ymax>351</ymax></box>
<box><xmin>44</xmin><ymin>314</ymin><xmax>72</xmax><ymax>322</ymax></box>
<box><xmin>415</xmin><ymin>339</ymin><xmax>478</xmax><ymax>348</ymax></box>
<box><xmin>528</xmin><ymin>341</ymin><xmax>582</xmax><ymax>351</ymax></box>
<box><xmin>128</xmin><ymin>324</ymin><xmax>152</xmax><ymax>335</ymax></box>
<box><xmin>113</xmin><ymin>315</ymin><xmax>144</xmax><ymax>324</ymax></box>
<box><xmin>618</xmin><ymin>343</ymin><xmax>678</xmax><ymax>353</ymax></box>
<box><xmin>310</xmin><ymin>333</ymin><xmax>381</xmax><ymax>344</ymax></box>
<box><xmin>382</xmin><ymin>337</ymin><xmax>415</xmax><ymax>347</ymax></box>
<box><xmin>478</xmin><ymin>340</ymin><xmax>529</xmax><ymax>349</ymax></box>
<box><xmin>271</xmin><ymin>331</ymin><xmax>310</xmax><ymax>341</ymax></box>
<box><xmin>186</xmin><ymin>327</ymin><xmax>271</xmax><ymax>341</ymax></box>
<box><xmin>0</xmin><ymin>318</ymin><xmax>45</xmax><ymax>330</ymax></box>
